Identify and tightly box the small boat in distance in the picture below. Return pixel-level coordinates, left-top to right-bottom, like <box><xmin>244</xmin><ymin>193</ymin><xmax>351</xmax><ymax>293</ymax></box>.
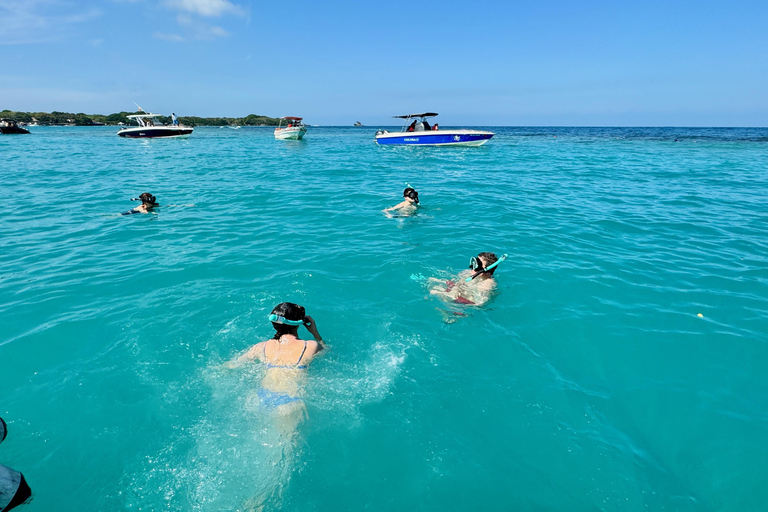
<box><xmin>0</xmin><ymin>119</ymin><xmax>30</xmax><ymax>134</ymax></box>
<box><xmin>374</xmin><ymin>113</ymin><xmax>493</xmax><ymax>146</ymax></box>
<box><xmin>274</xmin><ymin>117</ymin><xmax>307</xmax><ymax>140</ymax></box>
<box><xmin>117</xmin><ymin>112</ymin><xmax>193</xmax><ymax>139</ymax></box>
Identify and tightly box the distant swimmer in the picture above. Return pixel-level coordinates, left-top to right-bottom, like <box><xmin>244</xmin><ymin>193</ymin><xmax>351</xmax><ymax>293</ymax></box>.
<box><xmin>227</xmin><ymin>302</ymin><xmax>324</xmax><ymax>434</ymax></box>
<box><xmin>428</xmin><ymin>252</ymin><xmax>507</xmax><ymax>307</ymax></box>
<box><xmin>122</xmin><ymin>193</ymin><xmax>158</xmax><ymax>215</ymax></box>
<box><xmin>383</xmin><ymin>185</ymin><xmax>419</xmax><ymax>218</ymax></box>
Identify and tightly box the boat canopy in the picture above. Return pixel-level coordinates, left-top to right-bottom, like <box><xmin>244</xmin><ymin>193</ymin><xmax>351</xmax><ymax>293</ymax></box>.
<box><xmin>280</xmin><ymin>116</ymin><xmax>303</xmax><ymax>121</ymax></box>
<box><xmin>393</xmin><ymin>113</ymin><xmax>438</xmax><ymax>119</ymax></box>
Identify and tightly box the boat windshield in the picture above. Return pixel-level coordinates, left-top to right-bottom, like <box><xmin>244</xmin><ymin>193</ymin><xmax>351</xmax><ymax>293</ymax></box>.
<box><xmin>126</xmin><ymin>114</ymin><xmax>164</xmax><ymax>127</ymax></box>
<box><xmin>398</xmin><ymin>113</ymin><xmax>438</xmax><ymax>133</ymax></box>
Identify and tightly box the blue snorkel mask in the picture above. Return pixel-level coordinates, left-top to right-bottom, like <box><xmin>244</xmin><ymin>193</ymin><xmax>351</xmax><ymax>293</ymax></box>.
<box><xmin>466</xmin><ymin>253</ymin><xmax>508</xmax><ymax>282</ymax></box>
<box><xmin>268</xmin><ymin>314</ymin><xmax>306</xmax><ymax>326</ymax></box>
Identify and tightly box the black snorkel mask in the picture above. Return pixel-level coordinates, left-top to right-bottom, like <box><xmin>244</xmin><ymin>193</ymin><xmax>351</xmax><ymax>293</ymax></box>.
<box><xmin>405</xmin><ymin>190</ymin><xmax>419</xmax><ymax>204</ymax></box>
<box><xmin>131</xmin><ymin>194</ymin><xmax>157</xmax><ymax>205</ymax></box>
<box><xmin>469</xmin><ymin>256</ymin><xmax>484</xmax><ymax>272</ymax></box>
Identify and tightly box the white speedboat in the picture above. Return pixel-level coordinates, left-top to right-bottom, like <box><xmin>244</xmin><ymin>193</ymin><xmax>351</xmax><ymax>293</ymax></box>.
<box><xmin>274</xmin><ymin>117</ymin><xmax>307</xmax><ymax>140</ymax></box>
<box><xmin>375</xmin><ymin>113</ymin><xmax>493</xmax><ymax>146</ymax></box>
<box><xmin>117</xmin><ymin>113</ymin><xmax>193</xmax><ymax>138</ymax></box>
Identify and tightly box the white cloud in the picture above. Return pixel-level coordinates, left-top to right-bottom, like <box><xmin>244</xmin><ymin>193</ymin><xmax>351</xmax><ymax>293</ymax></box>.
<box><xmin>175</xmin><ymin>13</ymin><xmax>230</xmax><ymax>39</ymax></box>
<box><xmin>163</xmin><ymin>0</ymin><xmax>244</xmax><ymax>17</ymax></box>
<box><xmin>153</xmin><ymin>32</ymin><xmax>185</xmax><ymax>42</ymax></box>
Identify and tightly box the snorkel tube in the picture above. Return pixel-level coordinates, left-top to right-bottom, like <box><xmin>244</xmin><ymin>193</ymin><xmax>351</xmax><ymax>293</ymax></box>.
<box><xmin>465</xmin><ymin>253</ymin><xmax>508</xmax><ymax>282</ymax></box>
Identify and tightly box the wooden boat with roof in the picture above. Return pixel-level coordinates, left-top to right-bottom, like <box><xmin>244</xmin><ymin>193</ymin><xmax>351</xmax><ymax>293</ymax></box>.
<box><xmin>274</xmin><ymin>117</ymin><xmax>308</xmax><ymax>140</ymax></box>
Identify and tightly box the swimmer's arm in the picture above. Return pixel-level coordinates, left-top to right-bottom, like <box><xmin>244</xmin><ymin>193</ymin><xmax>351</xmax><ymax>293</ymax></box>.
<box><xmin>429</xmin><ymin>286</ymin><xmax>457</xmax><ymax>300</ymax></box>
<box><xmin>224</xmin><ymin>342</ymin><xmax>265</xmax><ymax>368</ymax></box>
<box><xmin>303</xmin><ymin>316</ymin><xmax>324</xmax><ymax>352</ymax></box>
<box><xmin>383</xmin><ymin>200</ymin><xmax>409</xmax><ymax>212</ymax></box>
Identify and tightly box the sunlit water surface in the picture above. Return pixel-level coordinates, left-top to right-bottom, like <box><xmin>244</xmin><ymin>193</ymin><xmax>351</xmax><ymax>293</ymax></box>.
<box><xmin>1</xmin><ymin>126</ymin><xmax>767</xmax><ymax>511</ymax></box>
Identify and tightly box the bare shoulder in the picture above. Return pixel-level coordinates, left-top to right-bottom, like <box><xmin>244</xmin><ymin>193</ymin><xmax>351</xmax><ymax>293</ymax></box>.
<box><xmin>306</xmin><ymin>338</ymin><xmax>322</xmax><ymax>354</ymax></box>
<box><xmin>245</xmin><ymin>341</ymin><xmax>267</xmax><ymax>359</ymax></box>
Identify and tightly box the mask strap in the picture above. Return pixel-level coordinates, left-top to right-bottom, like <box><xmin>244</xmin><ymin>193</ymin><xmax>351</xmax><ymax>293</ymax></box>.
<box><xmin>268</xmin><ymin>314</ymin><xmax>305</xmax><ymax>326</ymax></box>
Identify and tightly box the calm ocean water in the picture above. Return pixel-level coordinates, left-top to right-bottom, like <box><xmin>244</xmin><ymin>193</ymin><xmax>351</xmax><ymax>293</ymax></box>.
<box><xmin>1</xmin><ymin>126</ymin><xmax>767</xmax><ymax>511</ymax></box>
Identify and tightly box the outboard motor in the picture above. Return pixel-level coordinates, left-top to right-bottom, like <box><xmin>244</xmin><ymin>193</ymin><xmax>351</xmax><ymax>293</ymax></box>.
<box><xmin>0</xmin><ymin>418</ymin><xmax>32</xmax><ymax>512</ymax></box>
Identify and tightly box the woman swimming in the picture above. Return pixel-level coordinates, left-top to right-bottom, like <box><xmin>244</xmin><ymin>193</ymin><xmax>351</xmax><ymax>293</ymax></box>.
<box><xmin>383</xmin><ymin>186</ymin><xmax>419</xmax><ymax>217</ymax></box>
<box><xmin>122</xmin><ymin>192</ymin><xmax>159</xmax><ymax>215</ymax></box>
<box><xmin>429</xmin><ymin>252</ymin><xmax>504</xmax><ymax>307</ymax></box>
<box><xmin>228</xmin><ymin>302</ymin><xmax>323</xmax><ymax>435</ymax></box>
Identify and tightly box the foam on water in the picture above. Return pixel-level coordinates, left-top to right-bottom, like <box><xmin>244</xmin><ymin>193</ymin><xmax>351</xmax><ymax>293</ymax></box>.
<box><xmin>1</xmin><ymin>126</ymin><xmax>767</xmax><ymax>511</ymax></box>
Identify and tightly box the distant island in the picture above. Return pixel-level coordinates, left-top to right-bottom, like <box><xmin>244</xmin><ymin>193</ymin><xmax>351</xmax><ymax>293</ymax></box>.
<box><xmin>0</xmin><ymin>109</ymin><xmax>283</xmax><ymax>127</ymax></box>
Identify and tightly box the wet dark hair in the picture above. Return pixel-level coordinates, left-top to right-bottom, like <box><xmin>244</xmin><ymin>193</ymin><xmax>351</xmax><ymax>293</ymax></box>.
<box><xmin>270</xmin><ymin>302</ymin><xmax>306</xmax><ymax>339</ymax></box>
<box><xmin>403</xmin><ymin>187</ymin><xmax>419</xmax><ymax>204</ymax></box>
<box><xmin>139</xmin><ymin>193</ymin><xmax>158</xmax><ymax>206</ymax></box>
<box><xmin>477</xmin><ymin>252</ymin><xmax>499</xmax><ymax>275</ymax></box>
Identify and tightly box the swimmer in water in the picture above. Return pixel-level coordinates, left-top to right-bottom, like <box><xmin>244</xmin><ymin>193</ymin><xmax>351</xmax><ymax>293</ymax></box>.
<box><xmin>429</xmin><ymin>252</ymin><xmax>505</xmax><ymax>307</ymax></box>
<box><xmin>227</xmin><ymin>302</ymin><xmax>323</xmax><ymax>436</ymax></box>
<box><xmin>122</xmin><ymin>192</ymin><xmax>159</xmax><ymax>215</ymax></box>
<box><xmin>383</xmin><ymin>186</ymin><xmax>419</xmax><ymax>217</ymax></box>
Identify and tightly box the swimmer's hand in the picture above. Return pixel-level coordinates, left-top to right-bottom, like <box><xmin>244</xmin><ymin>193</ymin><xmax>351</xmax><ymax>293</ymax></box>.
<box><xmin>303</xmin><ymin>315</ymin><xmax>322</xmax><ymax>343</ymax></box>
<box><xmin>410</xmin><ymin>273</ymin><xmax>426</xmax><ymax>282</ymax></box>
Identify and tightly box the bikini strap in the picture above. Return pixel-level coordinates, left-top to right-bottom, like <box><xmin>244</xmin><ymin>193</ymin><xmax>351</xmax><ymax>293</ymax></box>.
<box><xmin>296</xmin><ymin>340</ymin><xmax>308</xmax><ymax>365</ymax></box>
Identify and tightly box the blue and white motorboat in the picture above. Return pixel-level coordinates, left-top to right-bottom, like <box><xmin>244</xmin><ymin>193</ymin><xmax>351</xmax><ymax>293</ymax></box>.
<box><xmin>374</xmin><ymin>113</ymin><xmax>493</xmax><ymax>146</ymax></box>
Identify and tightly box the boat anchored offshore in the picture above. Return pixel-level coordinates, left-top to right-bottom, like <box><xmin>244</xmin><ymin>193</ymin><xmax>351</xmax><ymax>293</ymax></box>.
<box><xmin>375</xmin><ymin>113</ymin><xmax>493</xmax><ymax>146</ymax></box>
<box><xmin>274</xmin><ymin>117</ymin><xmax>307</xmax><ymax>140</ymax></box>
<box><xmin>0</xmin><ymin>119</ymin><xmax>30</xmax><ymax>134</ymax></box>
<box><xmin>117</xmin><ymin>112</ymin><xmax>193</xmax><ymax>139</ymax></box>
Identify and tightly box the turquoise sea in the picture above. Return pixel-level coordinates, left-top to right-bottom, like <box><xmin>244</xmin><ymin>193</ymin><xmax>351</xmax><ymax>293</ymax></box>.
<box><xmin>1</xmin><ymin>126</ymin><xmax>767</xmax><ymax>511</ymax></box>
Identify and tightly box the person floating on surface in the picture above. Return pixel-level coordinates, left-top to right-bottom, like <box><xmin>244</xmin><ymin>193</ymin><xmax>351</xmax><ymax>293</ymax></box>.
<box><xmin>383</xmin><ymin>186</ymin><xmax>419</xmax><ymax>218</ymax></box>
<box><xmin>428</xmin><ymin>252</ymin><xmax>506</xmax><ymax>307</ymax></box>
<box><xmin>122</xmin><ymin>193</ymin><xmax>159</xmax><ymax>215</ymax></box>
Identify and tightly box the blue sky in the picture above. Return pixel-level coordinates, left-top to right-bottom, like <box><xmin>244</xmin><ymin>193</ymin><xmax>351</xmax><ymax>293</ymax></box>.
<box><xmin>1</xmin><ymin>0</ymin><xmax>766</xmax><ymax>126</ymax></box>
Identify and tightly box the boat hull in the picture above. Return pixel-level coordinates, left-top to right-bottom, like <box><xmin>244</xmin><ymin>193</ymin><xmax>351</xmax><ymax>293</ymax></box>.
<box><xmin>274</xmin><ymin>126</ymin><xmax>307</xmax><ymax>140</ymax></box>
<box><xmin>118</xmin><ymin>126</ymin><xmax>193</xmax><ymax>138</ymax></box>
<box><xmin>375</xmin><ymin>129</ymin><xmax>493</xmax><ymax>146</ymax></box>
<box><xmin>0</xmin><ymin>126</ymin><xmax>30</xmax><ymax>134</ymax></box>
